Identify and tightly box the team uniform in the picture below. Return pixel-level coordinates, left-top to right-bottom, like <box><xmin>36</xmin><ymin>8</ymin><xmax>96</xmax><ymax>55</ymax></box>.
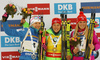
<box><xmin>70</xmin><ymin>10</ymin><xmax>100</xmax><ymax>60</ymax></box>
<box><xmin>2</xmin><ymin>15</ymin><xmax>41</xmax><ymax>60</ymax></box>
<box><xmin>71</xmin><ymin>30</ymin><xmax>100</xmax><ymax>60</ymax></box>
<box><xmin>45</xmin><ymin>18</ymin><xmax>72</xmax><ymax>60</ymax></box>
<box><xmin>2</xmin><ymin>21</ymin><xmax>39</xmax><ymax>60</ymax></box>
<box><xmin>46</xmin><ymin>28</ymin><xmax>62</xmax><ymax>60</ymax></box>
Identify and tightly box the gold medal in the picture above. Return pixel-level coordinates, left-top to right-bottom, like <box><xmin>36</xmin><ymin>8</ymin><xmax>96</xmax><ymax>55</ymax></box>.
<box><xmin>52</xmin><ymin>47</ymin><xmax>57</xmax><ymax>52</ymax></box>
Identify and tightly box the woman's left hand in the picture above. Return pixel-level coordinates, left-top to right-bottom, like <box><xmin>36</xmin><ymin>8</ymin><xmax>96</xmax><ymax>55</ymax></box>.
<box><xmin>88</xmin><ymin>43</ymin><xmax>95</xmax><ymax>50</ymax></box>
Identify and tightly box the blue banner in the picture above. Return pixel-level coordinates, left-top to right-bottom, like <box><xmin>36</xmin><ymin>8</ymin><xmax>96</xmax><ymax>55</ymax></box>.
<box><xmin>0</xmin><ymin>20</ymin><xmax>23</xmax><ymax>31</ymax></box>
<box><xmin>81</xmin><ymin>2</ymin><xmax>100</xmax><ymax>13</ymax></box>
<box><xmin>1</xmin><ymin>36</ymin><xmax>20</xmax><ymax>47</ymax></box>
<box><xmin>54</xmin><ymin>3</ymin><xmax>76</xmax><ymax>14</ymax></box>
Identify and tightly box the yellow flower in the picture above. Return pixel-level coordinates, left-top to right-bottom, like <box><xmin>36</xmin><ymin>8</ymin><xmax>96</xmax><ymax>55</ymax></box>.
<box><xmin>23</xmin><ymin>8</ymin><xmax>26</xmax><ymax>12</ymax></box>
<box><xmin>77</xmin><ymin>37</ymin><xmax>80</xmax><ymax>40</ymax></box>
<box><xmin>12</xmin><ymin>5</ymin><xmax>15</xmax><ymax>9</ymax></box>
<box><xmin>25</xmin><ymin>11</ymin><xmax>28</xmax><ymax>13</ymax></box>
<box><xmin>72</xmin><ymin>38</ymin><xmax>74</xmax><ymax>40</ymax></box>
<box><xmin>30</xmin><ymin>11</ymin><xmax>32</xmax><ymax>14</ymax></box>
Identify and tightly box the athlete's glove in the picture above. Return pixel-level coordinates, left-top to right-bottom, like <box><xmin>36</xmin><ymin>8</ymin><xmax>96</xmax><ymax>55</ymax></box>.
<box><xmin>2</xmin><ymin>12</ymin><xmax>9</xmax><ymax>22</ymax></box>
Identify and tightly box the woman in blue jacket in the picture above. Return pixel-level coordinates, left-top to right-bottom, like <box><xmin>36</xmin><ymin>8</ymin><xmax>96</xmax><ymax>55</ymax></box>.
<box><xmin>2</xmin><ymin>12</ymin><xmax>41</xmax><ymax>60</ymax></box>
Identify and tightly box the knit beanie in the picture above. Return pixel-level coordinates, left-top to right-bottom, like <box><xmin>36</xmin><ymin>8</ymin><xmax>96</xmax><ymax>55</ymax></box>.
<box><xmin>52</xmin><ymin>18</ymin><xmax>61</xmax><ymax>26</ymax></box>
<box><xmin>77</xmin><ymin>11</ymin><xmax>87</xmax><ymax>23</ymax></box>
<box><xmin>30</xmin><ymin>16</ymin><xmax>41</xmax><ymax>26</ymax></box>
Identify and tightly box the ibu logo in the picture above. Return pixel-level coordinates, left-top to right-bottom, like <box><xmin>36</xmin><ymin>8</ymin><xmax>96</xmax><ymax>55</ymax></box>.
<box><xmin>1</xmin><ymin>36</ymin><xmax>20</xmax><ymax>47</ymax></box>
<box><xmin>54</xmin><ymin>3</ymin><xmax>76</xmax><ymax>14</ymax></box>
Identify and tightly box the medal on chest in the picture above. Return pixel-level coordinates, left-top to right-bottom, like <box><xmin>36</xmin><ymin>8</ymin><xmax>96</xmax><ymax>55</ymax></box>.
<box><xmin>50</xmin><ymin>35</ymin><xmax>61</xmax><ymax>53</ymax></box>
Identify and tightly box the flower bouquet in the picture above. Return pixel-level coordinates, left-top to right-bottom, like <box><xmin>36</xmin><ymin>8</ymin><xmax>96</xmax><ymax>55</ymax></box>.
<box><xmin>4</xmin><ymin>4</ymin><xmax>17</xmax><ymax>18</ymax></box>
<box><xmin>70</xmin><ymin>36</ymin><xmax>81</xmax><ymax>47</ymax></box>
<box><xmin>18</xmin><ymin>8</ymin><xmax>33</xmax><ymax>26</ymax></box>
<box><xmin>18</xmin><ymin>8</ymin><xmax>33</xmax><ymax>19</ymax></box>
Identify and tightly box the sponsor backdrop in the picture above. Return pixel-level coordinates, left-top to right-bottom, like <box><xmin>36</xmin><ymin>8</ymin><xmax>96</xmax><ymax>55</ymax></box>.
<box><xmin>0</xmin><ymin>0</ymin><xmax>100</xmax><ymax>60</ymax></box>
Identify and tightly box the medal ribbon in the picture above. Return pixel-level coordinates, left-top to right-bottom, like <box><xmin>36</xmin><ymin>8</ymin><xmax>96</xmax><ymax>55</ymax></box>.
<box><xmin>29</xmin><ymin>29</ymin><xmax>38</xmax><ymax>54</ymax></box>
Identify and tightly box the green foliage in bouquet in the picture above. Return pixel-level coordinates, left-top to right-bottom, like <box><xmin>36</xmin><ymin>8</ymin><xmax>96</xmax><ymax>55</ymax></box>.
<box><xmin>18</xmin><ymin>8</ymin><xmax>33</xmax><ymax>19</ymax></box>
<box><xmin>70</xmin><ymin>37</ymin><xmax>81</xmax><ymax>47</ymax></box>
<box><xmin>4</xmin><ymin>4</ymin><xmax>17</xmax><ymax>18</ymax></box>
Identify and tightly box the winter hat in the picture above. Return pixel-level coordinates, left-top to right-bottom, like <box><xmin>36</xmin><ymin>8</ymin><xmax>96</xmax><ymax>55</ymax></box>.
<box><xmin>52</xmin><ymin>18</ymin><xmax>61</xmax><ymax>26</ymax></box>
<box><xmin>30</xmin><ymin>16</ymin><xmax>41</xmax><ymax>26</ymax></box>
<box><xmin>77</xmin><ymin>11</ymin><xmax>87</xmax><ymax>23</ymax></box>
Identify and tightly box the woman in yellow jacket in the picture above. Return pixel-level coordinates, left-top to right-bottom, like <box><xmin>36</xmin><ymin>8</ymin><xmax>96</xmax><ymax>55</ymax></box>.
<box><xmin>46</xmin><ymin>18</ymin><xmax>72</xmax><ymax>60</ymax></box>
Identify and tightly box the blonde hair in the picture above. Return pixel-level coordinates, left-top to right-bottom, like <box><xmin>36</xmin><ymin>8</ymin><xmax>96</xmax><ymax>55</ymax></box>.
<box><xmin>74</xmin><ymin>23</ymin><xmax>88</xmax><ymax>40</ymax></box>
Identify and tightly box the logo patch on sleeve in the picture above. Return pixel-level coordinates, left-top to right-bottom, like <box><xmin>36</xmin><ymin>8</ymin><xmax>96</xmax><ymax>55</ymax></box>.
<box><xmin>16</xmin><ymin>29</ymin><xmax>24</xmax><ymax>32</ymax></box>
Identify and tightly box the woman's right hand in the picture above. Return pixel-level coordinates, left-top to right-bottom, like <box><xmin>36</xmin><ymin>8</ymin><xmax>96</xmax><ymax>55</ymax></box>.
<box><xmin>20</xmin><ymin>18</ymin><xmax>26</xmax><ymax>24</ymax></box>
<box><xmin>73</xmin><ymin>47</ymin><xmax>79</xmax><ymax>54</ymax></box>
